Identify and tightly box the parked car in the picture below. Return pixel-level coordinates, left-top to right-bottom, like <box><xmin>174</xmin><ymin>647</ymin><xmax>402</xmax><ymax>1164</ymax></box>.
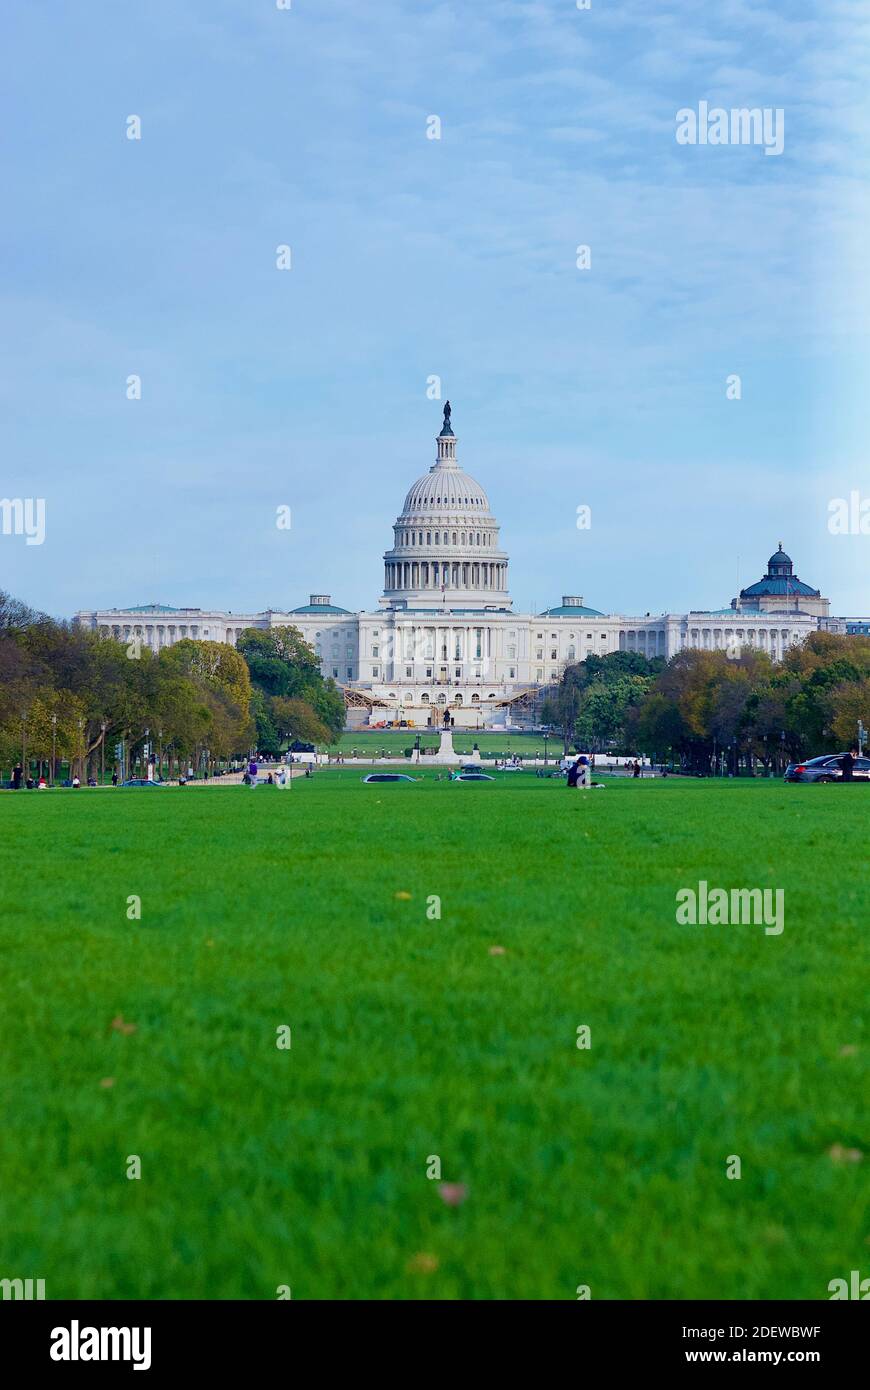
<box><xmin>362</xmin><ymin>773</ymin><xmax>418</xmax><ymax>784</ymax></box>
<box><xmin>784</xmin><ymin>754</ymin><xmax>870</xmax><ymax>783</ymax></box>
<box><xmin>121</xmin><ymin>778</ymin><xmax>165</xmax><ymax>788</ymax></box>
<box><xmin>454</xmin><ymin>772</ymin><xmax>494</xmax><ymax>782</ymax></box>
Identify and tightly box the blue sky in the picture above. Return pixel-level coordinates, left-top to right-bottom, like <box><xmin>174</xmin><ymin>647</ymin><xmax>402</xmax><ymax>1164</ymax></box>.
<box><xmin>2</xmin><ymin>0</ymin><xmax>868</xmax><ymax>618</ymax></box>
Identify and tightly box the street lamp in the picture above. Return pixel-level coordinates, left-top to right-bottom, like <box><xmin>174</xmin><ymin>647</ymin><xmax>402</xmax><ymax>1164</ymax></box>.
<box><xmin>50</xmin><ymin>712</ymin><xmax>57</xmax><ymax>785</ymax></box>
<box><xmin>543</xmin><ymin>730</ymin><xmax>549</xmax><ymax>767</ymax></box>
<box><xmin>21</xmin><ymin>710</ymin><xmax>28</xmax><ymax>782</ymax></box>
<box><xmin>100</xmin><ymin>721</ymin><xmax>107</xmax><ymax>786</ymax></box>
<box><xmin>77</xmin><ymin>717</ymin><xmax>85</xmax><ymax>781</ymax></box>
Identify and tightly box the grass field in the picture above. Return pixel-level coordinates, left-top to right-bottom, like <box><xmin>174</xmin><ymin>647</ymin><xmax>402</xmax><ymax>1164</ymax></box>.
<box><xmin>328</xmin><ymin>729</ymin><xmax>558</xmax><ymax>756</ymax></box>
<box><xmin>1</xmin><ymin>775</ymin><xmax>866</xmax><ymax>1300</ymax></box>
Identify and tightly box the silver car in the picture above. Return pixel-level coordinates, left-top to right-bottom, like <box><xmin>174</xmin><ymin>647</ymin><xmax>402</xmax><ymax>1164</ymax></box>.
<box><xmin>784</xmin><ymin>754</ymin><xmax>870</xmax><ymax>783</ymax></box>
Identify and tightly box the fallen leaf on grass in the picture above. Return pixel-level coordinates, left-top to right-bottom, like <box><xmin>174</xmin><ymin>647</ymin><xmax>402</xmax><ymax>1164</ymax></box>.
<box><xmin>839</xmin><ymin>1045</ymin><xmax>857</xmax><ymax>1057</ymax></box>
<box><xmin>394</xmin><ymin>891</ymin><xmax>412</xmax><ymax>900</ymax></box>
<box><xmin>488</xmin><ymin>945</ymin><xmax>507</xmax><ymax>956</ymax></box>
<box><xmin>99</xmin><ymin>1077</ymin><xmax>115</xmax><ymax>1089</ymax></box>
<box><xmin>406</xmin><ymin>1252</ymin><xmax>439</xmax><ymax>1274</ymax></box>
<box><xmin>437</xmin><ymin>1183</ymin><xmax>468</xmax><ymax>1207</ymax></box>
<box><xmin>828</xmin><ymin>1144</ymin><xmax>862</xmax><ymax>1164</ymax></box>
<box><xmin>111</xmin><ymin>1015</ymin><xmax>137</xmax><ymax>1035</ymax></box>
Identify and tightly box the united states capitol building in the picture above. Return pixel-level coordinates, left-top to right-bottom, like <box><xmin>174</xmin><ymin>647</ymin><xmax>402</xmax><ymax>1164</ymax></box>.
<box><xmin>76</xmin><ymin>404</ymin><xmax>846</xmax><ymax>729</ymax></box>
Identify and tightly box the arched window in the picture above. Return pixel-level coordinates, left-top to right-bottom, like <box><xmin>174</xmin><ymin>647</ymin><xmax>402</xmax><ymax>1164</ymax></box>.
<box><xmin>437</xmin><ymin>693</ymin><xmax>447</xmax><ymax>704</ymax></box>
<box><xmin>471</xmin><ymin>693</ymin><xmax>480</xmax><ymax>704</ymax></box>
<box><xmin>421</xmin><ymin>693</ymin><xmax>429</xmax><ymax>704</ymax></box>
<box><xmin>452</xmin><ymin>532</ymin><xmax>457</xmax><ymax>545</ymax></box>
<box><xmin>454</xmin><ymin>694</ymin><xmax>463</xmax><ymax>706</ymax></box>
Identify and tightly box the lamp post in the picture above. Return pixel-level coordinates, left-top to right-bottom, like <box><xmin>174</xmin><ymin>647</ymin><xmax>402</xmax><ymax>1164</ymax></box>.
<box><xmin>144</xmin><ymin>727</ymin><xmax>150</xmax><ymax>781</ymax></box>
<box><xmin>100</xmin><ymin>721</ymin><xmax>107</xmax><ymax>786</ymax></box>
<box><xmin>731</xmin><ymin>737</ymin><xmax>737</xmax><ymax>778</ymax></box>
<box><xmin>543</xmin><ymin>730</ymin><xmax>549</xmax><ymax>767</ymax></box>
<box><xmin>50</xmin><ymin>712</ymin><xmax>57</xmax><ymax>785</ymax></box>
<box><xmin>21</xmin><ymin>710</ymin><xmax>28</xmax><ymax>782</ymax></box>
<box><xmin>780</xmin><ymin>728</ymin><xmax>786</xmax><ymax>775</ymax></box>
<box><xmin>77</xmin><ymin>717</ymin><xmax>85</xmax><ymax>781</ymax></box>
<box><xmin>158</xmin><ymin>728</ymin><xmax>163</xmax><ymax>782</ymax></box>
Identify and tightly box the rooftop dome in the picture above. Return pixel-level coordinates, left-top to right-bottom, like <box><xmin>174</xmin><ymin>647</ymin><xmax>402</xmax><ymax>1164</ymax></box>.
<box><xmin>288</xmin><ymin>594</ymin><xmax>350</xmax><ymax>615</ymax></box>
<box><xmin>539</xmin><ymin>595</ymin><xmax>605</xmax><ymax>617</ymax></box>
<box><xmin>740</xmin><ymin>543</ymin><xmax>820</xmax><ymax>600</ymax></box>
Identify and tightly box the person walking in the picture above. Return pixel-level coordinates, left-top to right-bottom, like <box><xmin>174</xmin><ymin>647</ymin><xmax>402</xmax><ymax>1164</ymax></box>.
<box><xmin>839</xmin><ymin>749</ymin><xmax>857</xmax><ymax>782</ymax></box>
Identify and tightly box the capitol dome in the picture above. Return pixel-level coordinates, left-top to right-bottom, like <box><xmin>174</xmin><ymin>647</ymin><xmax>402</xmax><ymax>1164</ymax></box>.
<box><xmin>381</xmin><ymin>403</ymin><xmax>511</xmax><ymax>612</ymax></box>
<box><xmin>401</xmin><ymin>463</ymin><xmax>491</xmax><ymax>515</ymax></box>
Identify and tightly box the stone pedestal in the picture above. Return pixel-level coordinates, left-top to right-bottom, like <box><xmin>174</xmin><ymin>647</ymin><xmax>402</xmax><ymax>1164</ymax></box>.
<box><xmin>430</xmin><ymin>729</ymin><xmax>461</xmax><ymax>765</ymax></box>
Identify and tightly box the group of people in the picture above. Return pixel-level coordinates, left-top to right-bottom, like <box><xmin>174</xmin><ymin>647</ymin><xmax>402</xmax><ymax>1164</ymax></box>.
<box><xmin>562</xmin><ymin>752</ymin><xmax>643</xmax><ymax>787</ymax></box>
<box><xmin>11</xmin><ymin>766</ymin><xmax>82</xmax><ymax>790</ymax></box>
<box><xmin>243</xmin><ymin>762</ymin><xmax>292</xmax><ymax>788</ymax></box>
<box><xmin>565</xmin><ymin>754</ymin><xmax>591</xmax><ymax>789</ymax></box>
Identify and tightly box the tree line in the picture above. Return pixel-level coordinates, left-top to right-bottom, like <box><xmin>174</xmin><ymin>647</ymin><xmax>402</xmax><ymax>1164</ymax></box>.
<box><xmin>542</xmin><ymin>634</ymin><xmax>870</xmax><ymax>772</ymax></box>
<box><xmin>0</xmin><ymin>591</ymin><xmax>345</xmax><ymax>782</ymax></box>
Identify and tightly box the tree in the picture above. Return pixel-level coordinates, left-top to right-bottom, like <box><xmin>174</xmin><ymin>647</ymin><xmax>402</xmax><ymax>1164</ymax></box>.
<box><xmin>829</xmin><ymin>678</ymin><xmax>870</xmax><ymax>750</ymax></box>
<box><xmin>270</xmin><ymin>697</ymin><xmax>332</xmax><ymax>747</ymax></box>
<box><xmin>237</xmin><ymin>625</ymin><xmax>345</xmax><ymax>749</ymax></box>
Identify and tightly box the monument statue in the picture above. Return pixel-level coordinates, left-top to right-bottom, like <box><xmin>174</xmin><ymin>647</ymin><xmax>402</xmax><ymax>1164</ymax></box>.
<box><xmin>442</xmin><ymin>400</ymin><xmax>451</xmax><ymax>429</ymax></box>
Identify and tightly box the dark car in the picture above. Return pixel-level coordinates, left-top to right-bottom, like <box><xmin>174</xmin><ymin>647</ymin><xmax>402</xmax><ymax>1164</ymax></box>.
<box><xmin>784</xmin><ymin>754</ymin><xmax>870</xmax><ymax>784</ymax></box>
<box><xmin>362</xmin><ymin>773</ymin><xmax>418</xmax><ymax>784</ymax></box>
<box><xmin>121</xmin><ymin>778</ymin><xmax>165</xmax><ymax>788</ymax></box>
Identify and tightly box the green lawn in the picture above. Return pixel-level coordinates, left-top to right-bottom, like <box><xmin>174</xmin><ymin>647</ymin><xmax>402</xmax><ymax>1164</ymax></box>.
<box><xmin>0</xmin><ymin>776</ymin><xmax>865</xmax><ymax>1300</ymax></box>
<box><xmin>328</xmin><ymin>729</ymin><xmax>559</xmax><ymax>756</ymax></box>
